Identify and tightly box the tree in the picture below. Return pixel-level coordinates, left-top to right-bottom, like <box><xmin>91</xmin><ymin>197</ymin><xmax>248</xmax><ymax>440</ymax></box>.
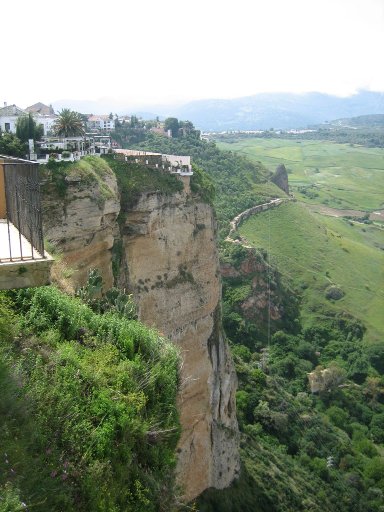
<box><xmin>16</xmin><ymin>113</ymin><xmax>44</xmax><ymax>143</ymax></box>
<box><xmin>0</xmin><ymin>133</ymin><xmax>26</xmax><ymax>158</ymax></box>
<box><xmin>164</xmin><ymin>117</ymin><xmax>179</xmax><ymax>137</ymax></box>
<box><xmin>53</xmin><ymin>109</ymin><xmax>85</xmax><ymax>137</ymax></box>
<box><xmin>370</xmin><ymin>413</ymin><xmax>384</xmax><ymax>444</ymax></box>
<box><xmin>130</xmin><ymin>115</ymin><xmax>139</xmax><ymax>128</ymax></box>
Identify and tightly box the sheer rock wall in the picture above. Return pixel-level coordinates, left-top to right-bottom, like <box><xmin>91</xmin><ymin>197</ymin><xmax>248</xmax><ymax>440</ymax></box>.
<box><xmin>42</xmin><ymin>169</ymin><xmax>239</xmax><ymax>502</ymax></box>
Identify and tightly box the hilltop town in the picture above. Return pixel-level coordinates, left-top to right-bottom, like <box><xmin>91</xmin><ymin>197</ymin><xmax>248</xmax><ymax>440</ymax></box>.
<box><xmin>0</xmin><ymin>101</ymin><xmax>195</xmax><ymax>179</ymax></box>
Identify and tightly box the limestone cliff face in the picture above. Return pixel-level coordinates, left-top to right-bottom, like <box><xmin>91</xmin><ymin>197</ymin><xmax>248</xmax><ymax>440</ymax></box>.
<box><xmin>42</xmin><ymin>171</ymin><xmax>120</xmax><ymax>291</ymax></box>
<box><xmin>42</xmin><ymin>166</ymin><xmax>239</xmax><ymax>502</ymax></box>
<box><xmin>117</xmin><ymin>191</ymin><xmax>239</xmax><ymax>501</ymax></box>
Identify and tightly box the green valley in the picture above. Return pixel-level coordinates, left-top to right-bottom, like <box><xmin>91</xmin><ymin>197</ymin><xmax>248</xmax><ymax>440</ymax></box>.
<box><xmin>1</xmin><ymin>119</ymin><xmax>383</xmax><ymax>511</ymax></box>
<box><xmin>217</xmin><ymin>138</ymin><xmax>384</xmax><ymax>211</ymax></box>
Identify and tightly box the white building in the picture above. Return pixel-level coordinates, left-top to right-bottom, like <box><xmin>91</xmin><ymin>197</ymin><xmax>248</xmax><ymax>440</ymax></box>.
<box><xmin>26</xmin><ymin>103</ymin><xmax>57</xmax><ymax>136</ymax></box>
<box><xmin>87</xmin><ymin>115</ymin><xmax>115</xmax><ymax>132</ymax></box>
<box><xmin>0</xmin><ymin>102</ymin><xmax>57</xmax><ymax>136</ymax></box>
<box><xmin>0</xmin><ymin>103</ymin><xmax>26</xmax><ymax>133</ymax></box>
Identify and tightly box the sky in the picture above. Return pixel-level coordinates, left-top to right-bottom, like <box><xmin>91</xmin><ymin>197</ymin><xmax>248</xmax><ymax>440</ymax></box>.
<box><xmin>2</xmin><ymin>0</ymin><xmax>384</xmax><ymax>111</ymax></box>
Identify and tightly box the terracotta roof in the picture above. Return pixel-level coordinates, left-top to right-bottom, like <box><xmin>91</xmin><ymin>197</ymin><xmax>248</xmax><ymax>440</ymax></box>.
<box><xmin>88</xmin><ymin>115</ymin><xmax>113</xmax><ymax>121</ymax></box>
<box><xmin>26</xmin><ymin>102</ymin><xmax>55</xmax><ymax>115</ymax></box>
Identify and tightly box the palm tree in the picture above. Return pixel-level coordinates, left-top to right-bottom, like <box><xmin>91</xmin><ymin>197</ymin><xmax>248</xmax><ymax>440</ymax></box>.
<box><xmin>53</xmin><ymin>109</ymin><xmax>85</xmax><ymax>137</ymax></box>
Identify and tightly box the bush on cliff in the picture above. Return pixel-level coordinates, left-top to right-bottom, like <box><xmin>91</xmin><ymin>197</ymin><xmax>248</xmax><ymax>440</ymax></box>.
<box><xmin>104</xmin><ymin>155</ymin><xmax>184</xmax><ymax>210</ymax></box>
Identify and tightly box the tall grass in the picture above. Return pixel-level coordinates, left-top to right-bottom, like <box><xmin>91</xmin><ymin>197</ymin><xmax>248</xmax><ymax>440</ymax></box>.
<box><xmin>0</xmin><ymin>287</ymin><xmax>180</xmax><ymax>511</ymax></box>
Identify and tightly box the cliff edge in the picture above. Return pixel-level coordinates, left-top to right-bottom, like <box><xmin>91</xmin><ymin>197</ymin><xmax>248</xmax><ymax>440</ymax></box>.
<box><xmin>41</xmin><ymin>157</ymin><xmax>239</xmax><ymax>502</ymax></box>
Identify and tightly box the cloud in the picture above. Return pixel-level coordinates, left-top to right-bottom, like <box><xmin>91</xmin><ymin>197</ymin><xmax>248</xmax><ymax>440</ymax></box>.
<box><xmin>3</xmin><ymin>0</ymin><xmax>384</xmax><ymax>108</ymax></box>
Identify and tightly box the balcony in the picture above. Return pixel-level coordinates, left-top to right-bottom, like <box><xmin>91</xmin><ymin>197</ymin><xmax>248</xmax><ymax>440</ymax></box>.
<box><xmin>0</xmin><ymin>155</ymin><xmax>52</xmax><ymax>290</ymax></box>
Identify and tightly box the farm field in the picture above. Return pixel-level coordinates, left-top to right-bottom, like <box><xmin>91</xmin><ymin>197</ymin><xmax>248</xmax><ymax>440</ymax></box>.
<box><xmin>217</xmin><ymin>138</ymin><xmax>384</xmax><ymax>211</ymax></box>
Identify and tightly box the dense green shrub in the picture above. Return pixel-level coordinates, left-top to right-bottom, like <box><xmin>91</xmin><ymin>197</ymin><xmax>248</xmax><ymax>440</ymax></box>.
<box><xmin>0</xmin><ymin>288</ymin><xmax>180</xmax><ymax>511</ymax></box>
<box><xmin>103</xmin><ymin>155</ymin><xmax>183</xmax><ymax>210</ymax></box>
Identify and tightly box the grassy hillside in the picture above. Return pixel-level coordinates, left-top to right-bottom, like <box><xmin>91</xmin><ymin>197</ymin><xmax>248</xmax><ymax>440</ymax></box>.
<box><xmin>217</xmin><ymin>138</ymin><xmax>384</xmax><ymax>211</ymax></box>
<box><xmin>0</xmin><ymin>287</ymin><xmax>180</xmax><ymax>511</ymax></box>
<box><xmin>239</xmin><ymin>201</ymin><xmax>384</xmax><ymax>343</ymax></box>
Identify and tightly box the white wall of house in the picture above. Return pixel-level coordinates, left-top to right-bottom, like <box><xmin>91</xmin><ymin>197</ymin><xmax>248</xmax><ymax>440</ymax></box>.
<box><xmin>87</xmin><ymin>116</ymin><xmax>115</xmax><ymax>131</ymax></box>
<box><xmin>0</xmin><ymin>112</ymin><xmax>56</xmax><ymax>136</ymax></box>
<box><xmin>36</xmin><ymin>115</ymin><xmax>57</xmax><ymax>135</ymax></box>
<box><xmin>162</xmin><ymin>154</ymin><xmax>191</xmax><ymax>168</ymax></box>
<box><xmin>104</xmin><ymin>119</ymin><xmax>115</xmax><ymax>130</ymax></box>
<box><xmin>0</xmin><ymin>115</ymin><xmax>19</xmax><ymax>133</ymax></box>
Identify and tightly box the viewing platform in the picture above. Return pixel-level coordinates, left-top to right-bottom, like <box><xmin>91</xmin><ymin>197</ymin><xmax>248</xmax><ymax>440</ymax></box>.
<box><xmin>114</xmin><ymin>149</ymin><xmax>193</xmax><ymax>175</ymax></box>
<box><xmin>0</xmin><ymin>155</ymin><xmax>52</xmax><ymax>290</ymax></box>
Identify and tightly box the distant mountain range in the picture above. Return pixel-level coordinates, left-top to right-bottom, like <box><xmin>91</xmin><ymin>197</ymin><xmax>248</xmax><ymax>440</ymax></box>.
<box><xmin>327</xmin><ymin>113</ymin><xmax>384</xmax><ymax>128</ymax></box>
<box><xmin>53</xmin><ymin>91</ymin><xmax>384</xmax><ymax>131</ymax></box>
<box><xmin>172</xmin><ymin>91</ymin><xmax>384</xmax><ymax>131</ymax></box>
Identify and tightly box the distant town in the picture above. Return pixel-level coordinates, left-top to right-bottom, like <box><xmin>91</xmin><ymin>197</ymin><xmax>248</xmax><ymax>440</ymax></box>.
<box><xmin>0</xmin><ymin>101</ymin><xmax>194</xmax><ymax>181</ymax></box>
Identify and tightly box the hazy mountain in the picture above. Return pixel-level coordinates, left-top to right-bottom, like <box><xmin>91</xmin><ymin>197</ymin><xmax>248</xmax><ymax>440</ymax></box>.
<box><xmin>328</xmin><ymin>113</ymin><xmax>384</xmax><ymax>128</ymax></box>
<box><xmin>52</xmin><ymin>98</ymin><xmax>119</xmax><ymax>115</ymax></box>
<box><xmin>173</xmin><ymin>91</ymin><xmax>384</xmax><ymax>131</ymax></box>
<box><xmin>51</xmin><ymin>91</ymin><xmax>384</xmax><ymax>131</ymax></box>
<box><xmin>52</xmin><ymin>98</ymin><xmax>170</xmax><ymax>119</ymax></box>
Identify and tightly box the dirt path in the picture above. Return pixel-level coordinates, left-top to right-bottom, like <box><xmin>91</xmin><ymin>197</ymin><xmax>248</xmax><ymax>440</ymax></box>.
<box><xmin>306</xmin><ymin>204</ymin><xmax>365</xmax><ymax>217</ymax></box>
<box><xmin>306</xmin><ymin>204</ymin><xmax>384</xmax><ymax>221</ymax></box>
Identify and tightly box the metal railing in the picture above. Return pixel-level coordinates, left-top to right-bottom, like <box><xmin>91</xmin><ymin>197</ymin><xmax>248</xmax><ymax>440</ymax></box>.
<box><xmin>0</xmin><ymin>156</ymin><xmax>45</xmax><ymax>262</ymax></box>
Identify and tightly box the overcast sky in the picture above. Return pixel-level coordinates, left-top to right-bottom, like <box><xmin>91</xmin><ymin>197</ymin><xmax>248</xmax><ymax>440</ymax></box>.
<box><xmin>2</xmin><ymin>0</ymin><xmax>384</xmax><ymax>110</ymax></box>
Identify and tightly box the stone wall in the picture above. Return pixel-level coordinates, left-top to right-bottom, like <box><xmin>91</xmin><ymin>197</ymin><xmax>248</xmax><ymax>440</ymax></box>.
<box><xmin>228</xmin><ymin>198</ymin><xmax>284</xmax><ymax>237</ymax></box>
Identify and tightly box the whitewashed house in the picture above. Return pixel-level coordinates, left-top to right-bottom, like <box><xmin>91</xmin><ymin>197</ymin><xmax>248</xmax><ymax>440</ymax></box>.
<box><xmin>87</xmin><ymin>115</ymin><xmax>115</xmax><ymax>132</ymax></box>
<box><xmin>0</xmin><ymin>103</ymin><xmax>27</xmax><ymax>133</ymax></box>
<box><xmin>25</xmin><ymin>103</ymin><xmax>57</xmax><ymax>136</ymax></box>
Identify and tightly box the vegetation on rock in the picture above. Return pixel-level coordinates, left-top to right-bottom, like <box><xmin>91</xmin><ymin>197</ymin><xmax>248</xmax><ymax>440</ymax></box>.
<box><xmin>104</xmin><ymin>155</ymin><xmax>184</xmax><ymax>210</ymax></box>
<box><xmin>40</xmin><ymin>155</ymin><xmax>116</xmax><ymax>201</ymax></box>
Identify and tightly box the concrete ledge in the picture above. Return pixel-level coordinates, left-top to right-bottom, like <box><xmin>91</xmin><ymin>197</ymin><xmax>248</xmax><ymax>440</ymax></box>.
<box><xmin>0</xmin><ymin>255</ymin><xmax>53</xmax><ymax>290</ymax></box>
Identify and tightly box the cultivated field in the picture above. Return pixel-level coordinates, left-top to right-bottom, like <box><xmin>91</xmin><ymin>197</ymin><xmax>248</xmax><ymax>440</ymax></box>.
<box><xmin>217</xmin><ymin>138</ymin><xmax>384</xmax><ymax>211</ymax></box>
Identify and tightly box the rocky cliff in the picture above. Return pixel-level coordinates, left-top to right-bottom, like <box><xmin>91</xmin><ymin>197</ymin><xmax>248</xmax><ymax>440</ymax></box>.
<box><xmin>42</xmin><ymin>161</ymin><xmax>120</xmax><ymax>292</ymax></box>
<box><xmin>221</xmin><ymin>243</ymin><xmax>300</xmax><ymax>344</ymax></box>
<box><xmin>41</xmin><ymin>159</ymin><xmax>239</xmax><ymax>502</ymax></box>
<box><xmin>271</xmin><ymin>164</ymin><xmax>289</xmax><ymax>195</ymax></box>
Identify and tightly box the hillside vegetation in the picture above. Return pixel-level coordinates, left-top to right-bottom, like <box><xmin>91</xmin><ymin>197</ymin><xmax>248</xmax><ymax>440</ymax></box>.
<box><xmin>118</xmin><ymin>131</ymin><xmax>283</xmax><ymax>238</ymax></box>
<box><xmin>239</xmin><ymin>201</ymin><xmax>384</xmax><ymax>343</ymax></box>
<box><xmin>0</xmin><ymin>287</ymin><xmax>180</xmax><ymax>511</ymax></box>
